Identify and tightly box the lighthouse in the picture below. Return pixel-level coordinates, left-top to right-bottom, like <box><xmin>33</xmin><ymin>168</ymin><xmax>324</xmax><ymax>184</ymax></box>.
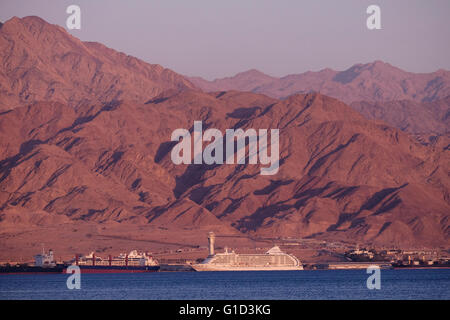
<box><xmin>208</xmin><ymin>232</ymin><xmax>216</xmax><ymax>257</ymax></box>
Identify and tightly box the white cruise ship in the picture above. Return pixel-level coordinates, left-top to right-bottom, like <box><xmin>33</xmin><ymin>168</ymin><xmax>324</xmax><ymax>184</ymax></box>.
<box><xmin>192</xmin><ymin>232</ymin><xmax>304</xmax><ymax>271</ymax></box>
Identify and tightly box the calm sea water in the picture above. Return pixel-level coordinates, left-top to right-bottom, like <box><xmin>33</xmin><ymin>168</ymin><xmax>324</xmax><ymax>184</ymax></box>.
<box><xmin>0</xmin><ymin>269</ymin><xmax>449</xmax><ymax>300</ymax></box>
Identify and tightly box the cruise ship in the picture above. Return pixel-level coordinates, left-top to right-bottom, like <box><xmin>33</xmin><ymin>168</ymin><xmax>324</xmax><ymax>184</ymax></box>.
<box><xmin>192</xmin><ymin>232</ymin><xmax>304</xmax><ymax>271</ymax></box>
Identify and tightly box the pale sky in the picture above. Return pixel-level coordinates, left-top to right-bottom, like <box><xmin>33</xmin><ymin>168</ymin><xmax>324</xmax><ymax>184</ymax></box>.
<box><xmin>0</xmin><ymin>0</ymin><xmax>449</xmax><ymax>80</ymax></box>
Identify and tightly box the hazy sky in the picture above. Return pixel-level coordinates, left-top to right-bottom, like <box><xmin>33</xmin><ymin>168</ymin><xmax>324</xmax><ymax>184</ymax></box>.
<box><xmin>1</xmin><ymin>0</ymin><xmax>449</xmax><ymax>79</ymax></box>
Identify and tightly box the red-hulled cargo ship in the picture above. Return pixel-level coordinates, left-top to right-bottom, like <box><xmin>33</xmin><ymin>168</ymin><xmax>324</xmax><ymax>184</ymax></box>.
<box><xmin>66</xmin><ymin>250</ymin><xmax>160</xmax><ymax>273</ymax></box>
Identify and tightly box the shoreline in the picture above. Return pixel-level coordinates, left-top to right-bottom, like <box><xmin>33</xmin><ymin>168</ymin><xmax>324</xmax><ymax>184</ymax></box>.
<box><xmin>1</xmin><ymin>264</ymin><xmax>450</xmax><ymax>274</ymax></box>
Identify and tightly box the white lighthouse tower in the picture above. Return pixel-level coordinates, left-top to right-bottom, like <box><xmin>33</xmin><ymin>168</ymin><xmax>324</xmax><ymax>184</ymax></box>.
<box><xmin>208</xmin><ymin>232</ymin><xmax>216</xmax><ymax>257</ymax></box>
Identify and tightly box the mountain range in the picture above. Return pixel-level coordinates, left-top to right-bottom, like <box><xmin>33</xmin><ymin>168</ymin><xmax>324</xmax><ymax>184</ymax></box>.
<box><xmin>189</xmin><ymin>62</ymin><xmax>450</xmax><ymax>104</ymax></box>
<box><xmin>0</xmin><ymin>16</ymin><xmax>448</xmax><ymax>259</ymax></box>
<box><xmin>189</xmin><ymin>63</ymin><xmax>450</xmax><ymax>135</ymax></box>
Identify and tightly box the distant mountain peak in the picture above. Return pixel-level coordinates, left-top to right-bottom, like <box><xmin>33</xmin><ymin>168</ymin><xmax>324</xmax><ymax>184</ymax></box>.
<box><xmin>188</xmin><ymin>68</ymin><xmax>276</xmax><ymax>92</ymax></box>
<box><xmin>370</xmin><ymin>59</ymin><xmax>388</xmax><ymax>66</ymax></box>
<box><xmin>236</xmin><ymin>69</ymin><xmax>270</xmax><ymax>77</ymax></box>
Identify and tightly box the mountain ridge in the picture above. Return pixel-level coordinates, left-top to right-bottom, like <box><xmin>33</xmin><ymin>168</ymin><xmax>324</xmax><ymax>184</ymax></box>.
<box><xmin>189</xmin><ymin>62</ymin><xmax>450</xmax><ymax>135</ymax></box>
<box><xmin>189</xmin><ymin>61</ymin><xmax>450</xmax><ymax>103</ymax></box>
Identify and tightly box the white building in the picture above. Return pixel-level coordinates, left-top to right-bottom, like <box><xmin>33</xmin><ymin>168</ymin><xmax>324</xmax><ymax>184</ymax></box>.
<box><xmin>34</xmin><ymin>249</ymin><xmax>56</xmax><ymax>267</ymax></box>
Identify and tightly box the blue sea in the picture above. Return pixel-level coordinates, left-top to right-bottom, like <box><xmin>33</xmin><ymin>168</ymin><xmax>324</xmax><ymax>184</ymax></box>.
<box><xmin>0</xmin><ymin>269</ymin><xmax>449</xmax><ymax>300</ymax></box>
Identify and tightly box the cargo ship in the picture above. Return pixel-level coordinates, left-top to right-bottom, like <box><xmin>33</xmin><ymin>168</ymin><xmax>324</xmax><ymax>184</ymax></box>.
<box><xmin>0</xmin><ymin>264</ymin><xmax>65</xmax><ymax>274</ymax></box>
<box><xmin>192</xmin><ymin>232</ymin><xmax>304</xmax><ymax>271</ymax></box>
<box><xmin>0</xmin><ymin>249</ymin><xmax>64</xmax><ymax>274</ymax></box>
<box><xmin>1</xmin><ymin>249</ymin><xmax>160</xmax><ymax>274</ymax></box>
<box><xmin>67</xmin><ymin>250</ymin><xmax>160</xmax><ymax>273</ymax></box>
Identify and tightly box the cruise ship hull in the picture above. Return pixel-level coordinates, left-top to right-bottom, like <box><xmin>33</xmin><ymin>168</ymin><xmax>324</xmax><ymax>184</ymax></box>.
<box><xmin>192</xmin><ymin>264</ymin><xmax>304</xmax><ymax>271</ymax></box>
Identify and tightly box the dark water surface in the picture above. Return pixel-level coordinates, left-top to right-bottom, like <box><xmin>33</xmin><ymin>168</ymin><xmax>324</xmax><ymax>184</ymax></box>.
<box><xmin>0</xmin><ymin>269</ymin><xmax>449</xmax><ymax>300</ymax></box>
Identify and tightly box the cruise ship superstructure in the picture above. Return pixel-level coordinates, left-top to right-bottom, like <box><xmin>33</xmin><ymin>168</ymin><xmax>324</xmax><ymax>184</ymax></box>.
<box><xmin>192</xmin><ymin>232</ymin><xmax>304</xmax><ymax>271</ymax></box>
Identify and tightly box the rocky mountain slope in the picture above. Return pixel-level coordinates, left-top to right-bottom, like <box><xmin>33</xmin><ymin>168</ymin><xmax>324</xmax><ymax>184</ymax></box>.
<box><xmin>350</xmin><ymin>96</ymin><xmax>450</xmax><ymax>135</ymax></box>
<box><xmin>0</xmin><ymin>16</ymin><xmax>196</xmax><ymax>111</ymax></box>
<box><xmin>1</xmin><ymin>91</ymin><xmax>448</xmax><ymax>255</ymax></box>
